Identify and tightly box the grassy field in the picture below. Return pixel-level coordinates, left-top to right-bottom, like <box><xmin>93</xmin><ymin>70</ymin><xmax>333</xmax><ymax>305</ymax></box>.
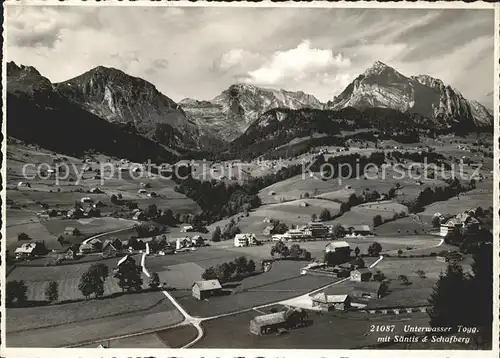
<box><xmin>156</xmin><ymin>324</ymin><xmax>199</xmax><ymax>348</ymax></box>
<box><xmin>375</xmin><ymin>257</ymin><xmax>472</xmax><ymax>280</ymax></box>
<box><xmin>7</xmin><ymin>255</ymin><xmax>147</xmax><ymax>301</ymax></box>
<box><xmin>7</xmin><ymin>290</ymin><xmax>174</xmax><ymax>333</ymax></box>
<box><xmin>7</xmin><ymin>304</ymin><xmax>184</xmax><ymax>347</ymax></box>
<box><xmin>194</xmin><ymin>310</ymin><xmax>433</xmax><ymax>349</ymax></box>
<box><xmin>421</xmin><ymin>189</ymin><xmax>493</xmax><ymax>218</ymax></box>
<box><xmin>372</xmin><ymin>216</ymin><xmax>432</xmax><ymax>236</ymax></box>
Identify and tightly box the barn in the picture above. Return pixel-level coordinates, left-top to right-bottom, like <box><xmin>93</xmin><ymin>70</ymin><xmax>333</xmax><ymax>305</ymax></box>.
<box><xmin>192</xmin><ymin>279</ymin><xmax>222</xmax><ymax>300</ymax></box>
<box><xmin>249</xmin><ymin>308</ymin><xmax>307</xmax><ymax>335</ymax></box>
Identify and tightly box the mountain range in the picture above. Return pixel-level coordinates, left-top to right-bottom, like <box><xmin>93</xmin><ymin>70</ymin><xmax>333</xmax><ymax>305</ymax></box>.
<box><xmin>180</xmin><ymin>84</ymin><xmax>324</xmax><ymax>141</ymax></box>
<box><xmin>6</xmin><ymin>60</ymin><xmax>493</xmax><ymax>162</ymax></box>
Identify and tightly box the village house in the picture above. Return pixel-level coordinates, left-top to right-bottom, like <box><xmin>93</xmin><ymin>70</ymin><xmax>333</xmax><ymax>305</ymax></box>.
<box><xmin>176</xmin><ymin>237</ymin><xmax>192</xmax><ymax>250</ymax></box>
<box><xmin>283</xmin><ymin>229</ymin><xmax>311</xmax><ymax>241</ymax></box>
<box><xmin>249</xmin><ymin>308</ymin><xmax>307</xmax><ymax>335</ymax></box>
<box><xmin>102</xmin><ymin>241</ymin><xmax>119</xmax><ymax>258</ymax></box>
<box><xmin>79</xmin><ymin>243</ymin><xmax>95</xmax><ymax>254</ymax></box>
<box><xmin>342</xmin><ymin>225</ymin><xmax>373</xmax><ymax>237</ymax></box>
<box><xmin>262</xmin><ymin>225</ymin><xmax>274</xmax><ymax>236</ymax></box>
<box><xmin>350</xmin><ymin>268</ymin><xmax>373</xmax><ymax>282</ymax></box>
<box><xmin>93</xmin><ymin>200</ymin><xmax>105</xmax><ymax>208</ymax></box>
<box><xmin>303</xmin><ymin>222</ymin><xmax>329</xmax><ymax>238</ymax></box>
<box><xmin>181</xmin><ymin>225</ymin><xmax>194</xmax><ymax>233</ymax></box>
<box><xmin>234</xmin><ymin>233</ymin><xmax>258</xmax><ymax>247</ymax></box>
<box><xmin>67</xmin><ymin>208</ymin><xmax>84</xmax><ymax>219</ymax></box>
<box><xmin>65</xmin><ymin>245</ymin><xmax>80</xmax><ymax>260</ymax></box>
<box><xmin>192</xmin><ymin>279</ymin><xmax>223</xmax><ymax>300</ymax></box>
<box><xmin>80</xmin><ymin>197</ymin><xmax>94</xmax><ymax>204</ymax></box>
<box><xmin>85</xmin><ymin>207</ymin><xmax>101</xmax><ymax>218</ymax></box>
<box><xmin>191</xmin><ymin>235</ymin><xmax>205</xmax><ymax>247</ymax></box>
<box><xmin>116</xmin><ymin>254</ymin><xmax>135</xmax><ymax>269</ymax></box>
<box><xmin>440</xmin><ymin>211</ymin><xmax>480</xmax><ymax>237</ymax></box>
<box><xmin>133</xmin><ymin>211</ymin><xmax>147</xmax><ymax>221</ymax></box>
<box><xmin>14</xmin><ymin>242</ymin><xmax>46</xmax><ymax>259</ymax></box>
<box><xmin>325</xmin><ymin>241</ymin><xmax>350</xmax><ymax>254</ymax></box>
<box><xmin>350</xmin><ymin>281</ymin><xmax>388</xmax><ymax>300</ymax></box>
<box><xmin>310</xmin><ymin>292</ymin><xmax>351</xmax><ymax>312</ymax></box>
<box><xmin>64</xmin><ymin>227</ymin><xmax>81</xmax><ymax>236</ymax></box>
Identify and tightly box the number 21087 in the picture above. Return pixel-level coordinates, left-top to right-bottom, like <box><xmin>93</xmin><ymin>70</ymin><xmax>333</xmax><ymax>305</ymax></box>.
<box><xmin>370</xmin><ymin>325</ymin><xmax>396</xmax><ymax>332</ymax></box>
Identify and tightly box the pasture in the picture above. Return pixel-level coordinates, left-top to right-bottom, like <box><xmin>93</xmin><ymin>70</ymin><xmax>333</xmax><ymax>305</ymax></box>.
<box><xmin>6</xmin><ymin>255</ymin><xmax>146</xmax><ymax>302</ymax></box>
<box><xmin>421</xmin><ymin>188</ymin><xmax>493</xmax><ymax>218</ymax></box>
<box><xmin>372</xmin><ymin>216</ymin><xmax>431</xmax><ymax>236</ymax></box>
<box><xmin>374</xmin><ymin>257</ymin><xmax>472</xmax><ymax>281</ymax></box>
<box><xmin>7</xmin><ymin>300</ymin><xmax>183</xmax><ymax>347</ymax></box>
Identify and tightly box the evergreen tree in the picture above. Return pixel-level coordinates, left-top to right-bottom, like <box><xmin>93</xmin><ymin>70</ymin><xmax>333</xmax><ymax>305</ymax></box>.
<box><xmin>247</xmin><ymin>259</ymin><xmax>256</xmax><ymax>274</ymax></box>
<box><xmin>428</xmin><ymin>263</ymin><xmax>468</xmax><ymax>331</ymax></box>
<box><xmin>114</xmin><ymin>257</ymin><xmax>143</xmax><ymax>292</ymax></box>
<box><xmin>148</xmin><ymin>272</ymin><xmax>161</xmax><ymax>290</ymax></box>
<box><xmin>354</xmin><ymin>246</ymin><xmax>360</xmax><ymax>257</ymax></box>
<box><xmin>467</xmin><ymin>243</ymin><xmax>493</xmax><ymax>347</ymax></box>
<box><xmin>78</xmin><ymin>263</ymin><xmax>109</xmax><ymax>299</ymax></box>
<box><xmin>202</xmin><ymin>266</ymin><xmax>217</xmax><ymax>280</ymax></box>
<box><xmin>6</xmin><ymin>280</ymin><xmax>28</xmax><ymax>307</ymax></box>
<box><xmin>319</xmin><ymin>208</ymin><xmax>332</xmax><ymax>221</ymax></box>
<box><xmin>368</xmin><ymin>242</ymin><xmax>383</xmax><ymax>256</ymax></box>
<box><xmin>212</xmin><ymin>226</ymin><xmax>222</xmax><ymax>242</ymax></box>
<box><xmin>78</xmin><ymin>271</ymin><xmax>96</xmax><ymax>299</ymax></box>
<box><xmin>45</xmin><ymin>281</ymin><xmax>59</xmax><ymax>303</ymax></box>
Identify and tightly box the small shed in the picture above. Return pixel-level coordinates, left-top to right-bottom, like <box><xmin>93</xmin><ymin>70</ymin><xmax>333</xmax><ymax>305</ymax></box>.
<box><xmin>181</xmin><ymin>225</ymin><xmax>194</xmax><ymax>233</ymax></box>
<box><xmin>350</xmin><ymin>268</ymin><xmax>373</xmax><ymax>282</ymax></box>
<box><xmin>310</xmin><ymin>292</ymin><xmax>351</xmax><ymax>312</ymax></box>
<box><xmin>325</xmin><ymin>241</ymin><xmax>350</xmax><ymax>253</ymax></box>
<box><xmin>249</xmin><ymin>308</ymin><xmax>307</xmax><ymax>335</ymax></box>
<box><xmin>192</xmin><ymin>279</ymin><xmax>222</xmax><ymax>300</ymax></box>
<box><xmin>351</xmin><ymin>281</ymin><xmax>388</xmax><ymax>300</ymax></box>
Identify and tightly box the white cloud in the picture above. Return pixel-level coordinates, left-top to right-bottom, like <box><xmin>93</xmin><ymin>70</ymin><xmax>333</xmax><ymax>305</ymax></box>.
<box><xmin>218</xmin><ymin>49</ymin><xmax>265</xmax><ymax>72</ymax></box>
<box><xmin>242</xmin><ymin>40</ymin><xmax>351</xmax><ymax>86</ymax></box>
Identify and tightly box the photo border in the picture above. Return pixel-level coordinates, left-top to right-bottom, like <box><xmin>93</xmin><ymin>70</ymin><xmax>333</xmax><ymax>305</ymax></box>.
<box><xmin>1</xmin><ymin>2</ymin><xmax>498</xmax><ymax>358</ymax></box>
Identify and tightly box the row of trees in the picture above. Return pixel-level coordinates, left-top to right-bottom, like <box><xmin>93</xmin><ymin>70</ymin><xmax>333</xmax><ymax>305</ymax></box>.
<box><xmin>201</xmin><ymin>256</ymin><xmax>256</xmax><ymax>283</ymax></box>
<box><xmin>211</xmin><ymin>219</ymin><xmax>242</xmax><ymax>242</ymax></box>
<box><xmin>404</xmin><ymin>178</ymin><xmax>471</xmax><ymax>213</ymax></box>
<box><xmin>373</xmin><ymin>211</ymin><xmax>407</xmax><ymax>227</ymax></box>
<box><xmin>270</xmin><ymin>242</ymin><xmax>312</xmax><ymax>261</ymax></box>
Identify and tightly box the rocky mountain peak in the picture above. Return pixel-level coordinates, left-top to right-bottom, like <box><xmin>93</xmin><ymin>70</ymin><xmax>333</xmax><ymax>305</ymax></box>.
<box><xmin>363</xmin><ymin>60</ymin><xmax>394</xmax><ymax>76</ymax></box>
<box><xmin>327</xmin><ymin>62</ymin><xmax>493</xmax><ymax>129</ymax></box>
<box><xmin>7</xmin><ymin>61</ymin><xmax>42</xmax><ymax>77</ymax></box>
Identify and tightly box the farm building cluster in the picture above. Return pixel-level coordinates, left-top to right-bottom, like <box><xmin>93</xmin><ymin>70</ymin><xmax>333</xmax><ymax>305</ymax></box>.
<box><xmin>437</xmin><ymin>209</ymin><xmax>482</xmax><ymax>237</ymax></box>
<box><xmin>266</xmin><ymin>222</ymin><xmax>374</xmax><ymax>243</ymax></box>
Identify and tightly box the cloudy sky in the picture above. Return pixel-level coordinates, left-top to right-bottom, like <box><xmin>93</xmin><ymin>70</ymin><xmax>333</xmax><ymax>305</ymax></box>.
<box><xmin>5</xmin><ymin>6</ymin><xmax>495</xmax><ymax>107</ymax></box>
